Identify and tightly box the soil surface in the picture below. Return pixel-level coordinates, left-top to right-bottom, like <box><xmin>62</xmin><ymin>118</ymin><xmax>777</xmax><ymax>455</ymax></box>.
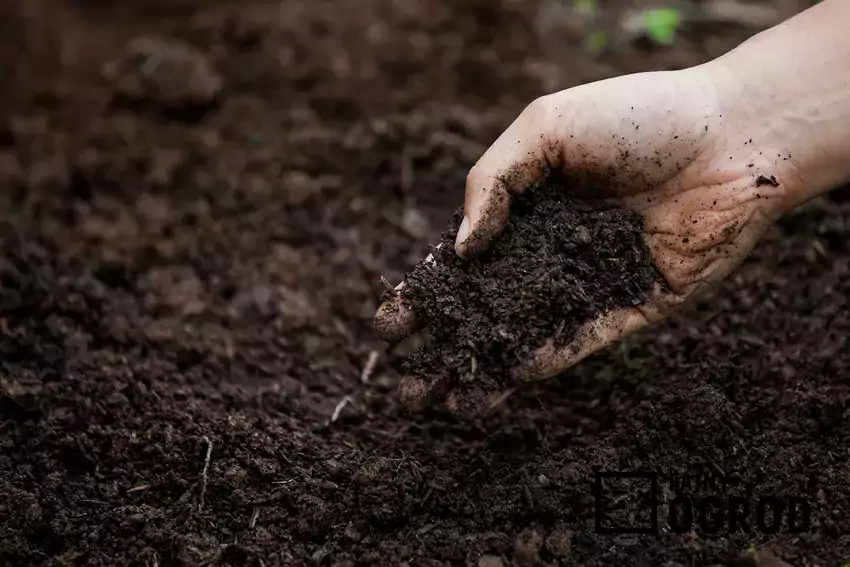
<box><xmin>396</xmin><ymin>177</ymin><xmax>658</xmax><ymax>414</ymax></box>
<box><xmin>1</xmin><ymin>1</ymin><xmax>847</xmax><ymax>566</ymax></box>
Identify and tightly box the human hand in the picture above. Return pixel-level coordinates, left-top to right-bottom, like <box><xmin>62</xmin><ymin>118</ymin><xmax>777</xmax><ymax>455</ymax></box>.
<box><xmin>374</xmin><ymin>63</ymin><xmax>804</xmax><ymax>410</ymax></box>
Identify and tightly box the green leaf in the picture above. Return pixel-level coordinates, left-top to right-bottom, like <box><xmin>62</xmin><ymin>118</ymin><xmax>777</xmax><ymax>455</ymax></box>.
<box><xmin>583</xmin><ymin>29</ymin><xmax>607</xmax><ymax>54</ymax></box>
<box><xmin>641</xmin><ymin>7</ymin><xmax>681</xmax><ymax>46</ymax></box>
<box><xmin>573</xmin><ymin>0</ymin><xmax>597</xmax><ymax>17</ymax></box>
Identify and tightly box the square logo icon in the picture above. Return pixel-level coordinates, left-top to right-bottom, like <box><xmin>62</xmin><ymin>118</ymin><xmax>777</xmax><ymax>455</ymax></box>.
<box><xmin>594</xmin><ymin>472</ymin><xmax>659</xmax><ymax>535</ymax></box>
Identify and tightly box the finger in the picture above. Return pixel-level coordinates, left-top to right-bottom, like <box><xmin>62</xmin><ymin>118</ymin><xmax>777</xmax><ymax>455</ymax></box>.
<box><xmin>397</xmin><ymin>374</ymin><xmax>451</xmax><ymax>412</ymax></box>
<box><xmin>517</xmin><ymin>306</ymin><xmax>653</xmax><ymax>382</ymax></box>
<box><xmin>456</xmin><ymin>95</ymin><xmax>563</xmax><ymax>258</ymax></box>
<box><xmin>373</xmin><ymin>289</ymin><xmax>419</xmax><ymax>343</ymax></box>
<box><xmin>372</xmin><ymin>244</ymin><xmax>443</xmax><ymax>343</ymax></box>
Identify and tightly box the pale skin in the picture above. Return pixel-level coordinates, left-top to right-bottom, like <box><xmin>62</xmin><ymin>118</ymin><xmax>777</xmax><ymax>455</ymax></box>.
<box><xmin>374</xmin><ymin>0</ymin><xmax>850</xmax><ymax>410</ymax></box>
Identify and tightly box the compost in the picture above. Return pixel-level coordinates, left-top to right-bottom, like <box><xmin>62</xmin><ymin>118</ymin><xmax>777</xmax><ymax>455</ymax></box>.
<box><xmin>393</xmin><ymin>177</ymin><xmax>658</xmax><ymax>414</ymax></box>
<box><xmin>1</xmin><ymin>1</ymin><xmax>847</xmax><ymax>566</ymax></box>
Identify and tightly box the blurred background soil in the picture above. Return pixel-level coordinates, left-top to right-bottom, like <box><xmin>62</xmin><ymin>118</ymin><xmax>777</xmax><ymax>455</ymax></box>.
<box><xmin>2</xmin><ymin>1</ymin><xmax>848</xmax><ymax>566</ymax></box>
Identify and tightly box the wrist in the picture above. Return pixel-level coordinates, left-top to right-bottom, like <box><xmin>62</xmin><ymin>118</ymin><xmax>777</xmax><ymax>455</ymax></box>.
<box><xmin>703</xmin><ymin>23</ymin><xmax>850</xmax><ymax>215</ymax></box>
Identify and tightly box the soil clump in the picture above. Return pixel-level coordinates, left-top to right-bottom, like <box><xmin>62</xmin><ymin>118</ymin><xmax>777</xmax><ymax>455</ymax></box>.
<box><xmin>396</xmin><ymin>176</ymin><xmax>659</xmax><ymax>412</ymax></box>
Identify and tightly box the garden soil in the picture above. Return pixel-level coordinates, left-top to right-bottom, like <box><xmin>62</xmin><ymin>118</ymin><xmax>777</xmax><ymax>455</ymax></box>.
<box><xmin>1</xmin><ymin>1</ymin><xmax>848</xmax><ymax>566</ymax></box>
<box><xmin>395</xmin><ymin>180</ymin><xmax>658</xmax><ymax>414</ymax></box>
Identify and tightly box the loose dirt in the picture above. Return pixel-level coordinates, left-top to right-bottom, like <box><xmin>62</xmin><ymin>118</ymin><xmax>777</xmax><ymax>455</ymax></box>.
<box><xmin>395</xmin><ymin>176</ymin><xmax>658</xmax><ymax>414</ymax></box>
<box><xmin>1</xmin><ymin>1</ymin><xmax>845</xmax><ymax>566</ymax></box>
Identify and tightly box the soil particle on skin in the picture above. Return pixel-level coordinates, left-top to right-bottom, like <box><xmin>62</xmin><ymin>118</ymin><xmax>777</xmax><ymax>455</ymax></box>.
<box><xmin>756</xmin><ymin>174</ymin><xmax>780</xmax><ymax>187</ymax></box>
<box><xmin>395</xmin><ymin>174</ymin><xmax>659</xmax><ymax>410</ymax></box>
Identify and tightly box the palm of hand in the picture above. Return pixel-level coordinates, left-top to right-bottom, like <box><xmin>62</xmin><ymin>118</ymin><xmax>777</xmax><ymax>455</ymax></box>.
<box><xmin>475</xmin><ymin>69</ymin><xmax>792</xmax><ymax>381</ymax></box>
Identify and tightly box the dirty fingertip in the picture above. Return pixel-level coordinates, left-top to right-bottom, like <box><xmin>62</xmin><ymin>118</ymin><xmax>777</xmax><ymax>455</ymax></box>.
<box><xmin>373</xmin><ymin>296</ymin><xmax>417</xmax><ymax>343</ymax></box>
<box><xmin>455</xmin><ymin>189</ymin><xmax>510</xmax><ymax>258</ymax></box>
<box><xmin>397</xmin><ymin>376</ymin><xmax>430</xmax><ymax>411</ymax></box>
<box><xmin>517</xmin><ymin>309</ymin><xmax>650</xmax><ymax>383</ymax></box>
<box><xmin>453</xmin><ymin>216</ymin><xmax>470</xmax><ymax>255</ymax></box>
<box><xmin>455</xmin><ymin>217</ymin><xmax>504</xmax><ymax>259</ymax></box>
<box><xmin>517</xmin><ymin>326</ymin><xmax>611</xmax><ymax>383</ymax></box>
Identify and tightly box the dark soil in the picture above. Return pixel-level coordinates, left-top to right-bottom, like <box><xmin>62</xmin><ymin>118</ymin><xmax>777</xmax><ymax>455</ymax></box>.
<box><xmin>398</xmin><ymin>177</ymin><xmax>658</xmax><ymax>413</ymax></box>
<box><xmin>1</xmin><ymin>1</ymin><xmax>846</xmax><ymax>566</ymax></box>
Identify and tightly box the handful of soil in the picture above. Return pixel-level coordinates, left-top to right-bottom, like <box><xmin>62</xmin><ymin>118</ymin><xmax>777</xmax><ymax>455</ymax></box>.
<box><xmin>386</xmin><ymin>175</ymin><xmax>660</xmax><ymax>413</ymax></box>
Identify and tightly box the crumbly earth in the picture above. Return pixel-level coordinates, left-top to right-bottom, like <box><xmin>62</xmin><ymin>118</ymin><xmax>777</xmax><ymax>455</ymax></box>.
<box><xmin>398</xmin><ymin>176</ymin><xmax>659</xmax><ymax>412</ymax></box>
<box><xmin>1</xmin><ymin>1</ymin><xmax>845</xmax><ymax>566</ymax></box>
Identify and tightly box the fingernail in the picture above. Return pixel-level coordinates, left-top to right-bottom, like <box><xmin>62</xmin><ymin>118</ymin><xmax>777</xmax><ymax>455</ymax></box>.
<box><xmin>455</xmin><ymin>216</ymin><xmax>470</xmax><ymax>250</ymax></box>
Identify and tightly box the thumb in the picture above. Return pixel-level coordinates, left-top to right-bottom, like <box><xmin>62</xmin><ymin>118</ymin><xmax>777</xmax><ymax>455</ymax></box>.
<box><xmin>455</xmin><ymin>95</ymin><xmax>564</xmax><ymax>258</ymax></box>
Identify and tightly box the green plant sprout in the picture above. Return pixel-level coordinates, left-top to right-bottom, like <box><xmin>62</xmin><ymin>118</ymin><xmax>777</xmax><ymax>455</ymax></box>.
<box><xmin>640</xmin><ymin>7</ymin><xmax>681</xmax><ymax>46</ymax></box>
<box><xmin>747</xmin><ymin>543</ymin><xmax>757</xmax><ymax>554</ymax></box>
<box><xmin>584</xmin><ymin>29</ymin><xmax>608</xmax><ymax>54</ymax></box>
<box><xmin>571</xmin><ymin>0</ymin><xmax>606</xmax><ymax>55</ymax></box>
<box><xmin>573</xmin><ymin>0</ymin><xmax>597</xmax><ymax>18</ymax></box>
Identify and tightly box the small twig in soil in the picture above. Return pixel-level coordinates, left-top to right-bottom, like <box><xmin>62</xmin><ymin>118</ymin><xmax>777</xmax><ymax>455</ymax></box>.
<box><xmin>330</xmin><ymin>395</ymin><xmax>353</xmax><ymax>423</ymax></box>
<box><xmin>198</xmin><ymin>436</ymin><xmax>213</xmax><ymax>511</ymax></box>
<box><xmin>360</xmin><ymin>350</ymin><xmax>380</xmax><ymax>384</ymax></box>
<box><xmin>249</xmin><ymin>507</ymin><xmax>260</xmax><ymax>529</ymax></box>
<box><xmin>127</xmin><ymin>484</ymin><xmax>153</xmax><ymax>493</ymax></box>
<box><xmin>379</xmin><ymin>276</ymin><xmax>397</xmax><ymax>295</ymax></box>
<box><xmin>307</xmin><ymin>477</ymin><xmax>339</xmax><ymax>490</ymax></box>
<box><xmin>704</xmin><ymin>457</ymin><xmax>725</xmax><ymax>478</ymax></box>
<box><xmin>400</xmin><ymin>146</ymin><xmax>413</xmax><ymax>192</ymax></box>
<box><xmin>487</xmin><ymin>388</ymin><xmax>516</xmax><ymax>412</ymax></box>
<box><xmin>225</xmin><ymin>333</ymin><xmax>234</xmax><ymax>383</ymax></box>
<box><xmin>420</xmin><ymin>485</ymin><xmax>434</xmax><ymax>508</ymax></box>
